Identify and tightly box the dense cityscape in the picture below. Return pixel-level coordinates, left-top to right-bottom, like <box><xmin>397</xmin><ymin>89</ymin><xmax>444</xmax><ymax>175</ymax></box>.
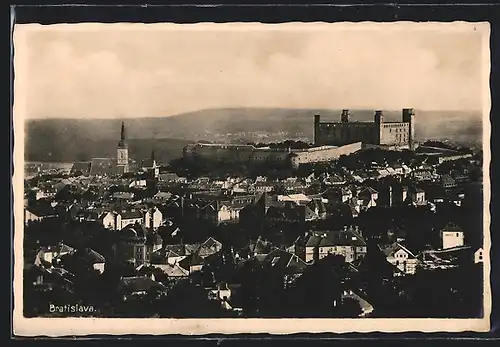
<box><xmin>23</xmin><ymin>110</ymin><xmax>484</xmax><ymax>319</ymax></box>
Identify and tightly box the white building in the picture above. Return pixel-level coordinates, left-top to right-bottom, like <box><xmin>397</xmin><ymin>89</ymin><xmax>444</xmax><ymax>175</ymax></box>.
<box><xmin>380</xmin><ymin>242</ymin><xmax>419</xmax><ymax>275</ymax></box>
<box><xmin>144</xmin><ymin>206</ymin><xmax>164</xmax><ymax>231</ymax></box>
<box><xmin>474</xmin><ymin>248</ymin><xmax>484</xmax><ymax>264</ymax></box>
<box><xmin>440</xmin><ymin>222</ymin><xmax>465</xmax><ymax>250</ymax></box>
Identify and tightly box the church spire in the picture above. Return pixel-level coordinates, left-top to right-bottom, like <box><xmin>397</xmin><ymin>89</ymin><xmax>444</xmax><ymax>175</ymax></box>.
<box><xmin>121</xmin><ymin>121</ymin><xmax>126</xmax><ymax>142</ymax></box>
<box><xmin>118</xmin><ymin>121</ymin><xmax>127</xmax><ymax>148</ymax></box>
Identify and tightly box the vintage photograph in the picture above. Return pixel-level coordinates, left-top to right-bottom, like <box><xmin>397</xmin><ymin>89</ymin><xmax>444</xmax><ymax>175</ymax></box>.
<box><xmin>13</xmin><ymin>22</ymin><xmax>491</xmax><ymax>335</ymax></box>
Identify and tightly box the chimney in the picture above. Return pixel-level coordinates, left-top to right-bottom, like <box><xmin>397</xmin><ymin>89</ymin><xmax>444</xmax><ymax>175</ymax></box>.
<box><xmin>374</xmin><ymin>110</ymin><xmax>384</xmax><ymax>124</ymax></box>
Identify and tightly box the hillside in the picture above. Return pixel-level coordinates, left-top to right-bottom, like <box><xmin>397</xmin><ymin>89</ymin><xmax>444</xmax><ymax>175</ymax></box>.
<box><xmin>24</xmin><ymin>107</ymin><xmax>483</xmax><ymax>163</ymax></box>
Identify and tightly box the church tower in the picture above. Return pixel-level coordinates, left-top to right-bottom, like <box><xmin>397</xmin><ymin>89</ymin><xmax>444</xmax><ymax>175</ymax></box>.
<box><xmin>117</xmin><ymin>121</ymin><xmax>129</xmax><ymax>173</ymax></box>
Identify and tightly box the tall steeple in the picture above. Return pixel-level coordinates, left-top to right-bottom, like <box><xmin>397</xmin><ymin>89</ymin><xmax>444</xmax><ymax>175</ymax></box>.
<box><xmin>118</xmin><ymin>121</ymin><xmax>127</xmax><ymax>148</ymax></box>
<box><xmin>117</xmin><ymin>121</ymin><xmax>129</xmax><ymax>173</ymax></box>
<box><xmin>151</xmin><ymin>134</ymin><xmax>159</xmax><ymax>179</ymax></box>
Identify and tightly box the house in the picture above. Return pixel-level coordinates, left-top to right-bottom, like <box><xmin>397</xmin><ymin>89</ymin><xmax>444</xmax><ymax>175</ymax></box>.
<box><xmin>357</xmin><ymin>187</ymin><xmax>378</xmax><ymax>210</ymax></box>
<box><xmin>474</xmin><ymin>248</ymin><xmax>484</xmax><ymax>264</ymax></box>
<box><xmin>118</xmin><ymin>276</ymin><xmax>168</xmax><ymax>300</ymax></box>
<box><xmin>101</xmin><ymin>211</ymin><xmax>118</xmax><ymax>229</ymax></box>
<box><xmin>385</xmin><ymin>167</ymin><xmax>397</xmax><ymax>176</ymax></box>
<box><xmin>144</xmin><ymin>206</ymin><xmax>164</xmax><ymax>231</ymax></box>
<box><xmin>265</xmin><ymin>203</ymin><xmax>320</xmax><ymax>224</ymax></box>
<box><xmin>178</xmin><ymin>253</ymin><xmax>205</xmax><ymax>274</ymax></box>
<box><xmin>412</xmin><ymin>168</ymin><xmax>434</xmax><ymax>181</ymax></box>
<box><xmin>119</xmin><ymin>210</ymin><xmax>144</xmax><ymax>229</ymax></box>
<box><xmin>305</xmin><ymin>227</ymin><xmax>367</xmax><ymax>263</ymax></box>
<box><xmin>128</xmin><ymin>179</ymin><xmax>148</xmax><ymax>188</ymax></box>
<box><xmin>69</xmin><ymin>248</ymin><xmax>106</xmax><ymax>273</ymax></box>
<box><xmin>152</xmin><ymin>191</ymin><xmax>173</xmax><ymax>202</ymax></box>
<box><xmin>111</xmin><ymin>191</ymin><xmax>135</xmax><ymax>201</ymax></box>
<box><xmin>112</xmin><ymin>223</ymin><xmax>148</xmax><ymax>267</ymax></box>
<box><xmin>440</xmin><ymin>222</ymin><xmax>465</xmax><ymax>250</ymax></box>
<box><xmin>158</xmin><ymin>172</ymin><xmax>181</xmax><ymax>183</ymax></box>
<box><xmin>146</xmin><ymin>232</ymin><xmax>164</xmax><ymax>254</ymax></box>
<box><xmin>254</xmin><ymin>182</ymin><xmax>275</xmax><ymax>193</ymax></box>
<box><xmin>263</xmin><ymin>248</ymin><xmax>308</xmax><ymax>280</ymax></box>
<box><xmin>198</xmin><ymin>237</ymin><xmax>223</xmax><ymax>259</ymax></box>
<box><xmin>323</xmin><ymin>173</ymin><xmax>346</xmax><ymax>186</ymax></box>
<box><xmin>379</xmin><ymin>242</ymin><xmax>419</xmax><ymax>275</ymax></box>
<box><xmin>392</xmin><ymin>163</ymin><xmax>404</xmax><ymax>175</ymax></box>
<box><xmin>401</xmin><ymin>164</ymin><xmax>412</xmax><ymax>176</ymax></box>
<box><xmin>216</xmin><ymin>203</ymin><xmax>244</xmax><ymax>224</ymax></box>
<box><xmin>34</xmin><ymin>243</ymin><xmax>75</xmax><ymax>267</ymax></box>
<box><xmin>30</xmin><ymin>266</ymin><xmax>75</xmax><ymax>293</ymax></box>
<box><xmin>347</xmin><ymin>199</ymin><xmax>360</xmax><ymax>218</ymax></box>
<box><xmin>148</xmin><ymin>255</ymin><xmax>190</xmax><ymax>277</ymax></box>
<box><xmin>100</xmin><ymin>210</ymin><xmax>144</xmax><ymax>230</ymax></box>
<box><xmin>441</xmin><ymin>174</ymin><xmax>457</xmax><ymax>189</ymax></box>
<box><xmin>151</xmin><ymin>243</ymin><xmax>200</xmax><ymax>265</ymax></box>
<box><xmin>306</xmin><ymin>198</ymin><xmax>327</xmax><ymax>220</ymax></box>
<box><xmin>210</xmin><ymin>281</ymin><xmax>232</xmax><ymax>302</ymax></box>
<box><xmin>87</xmin><ymin>249</ymin><xmax>106</xmax><ymax>273</ymax></box>
<box><xmin>151</xmin><ymin>248</ymin><xmax>185</xmax><ymax>266</ymax></box>
<box><xmin>239</xmin><ymin>238</ymin><xmax>272</xmax><ymax>259</ymax></box>
<box><xmin>377</xmin><ymin>168</ymin><xmax>390</xmax><ymax>178</ymax></box>
<box><xmin>24</xmin><ymin>205</ymin><xmax>58</xmax><ymax>225</ymax></box>
<box><xmin>408</xmin><ymin>187</ymin><xmax>426</xmax><ymax>206</ymax></box>
<box><xmin>277</xmin><ymin>193</ymin><xmax>310</xmax><ymax>204</ymax></box>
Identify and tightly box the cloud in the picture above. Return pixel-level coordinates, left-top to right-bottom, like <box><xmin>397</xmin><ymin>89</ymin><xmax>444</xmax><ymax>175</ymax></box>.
<box><xmin>20</xmin><ymin>25</ymin><xmax>485</xmax><ymax>119</ymax></box>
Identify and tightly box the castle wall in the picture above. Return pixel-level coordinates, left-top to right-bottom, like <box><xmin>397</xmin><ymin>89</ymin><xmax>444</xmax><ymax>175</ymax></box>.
<box><xmin>315</xmin><ymin>122</ymin><xmax>377</xmax><ymax>146</ymax></box>
<box><xmin>290</xmin><ymin>142</ymin><xmax>362</xmax><ymax>168</ymax></box>
<box><xmin>249</xmin><ymin>148</ymin><xmax>290</xmax><ymax>163</ymax></box>
<box><xmin>182</xmin><ymin>142</ymin><xmax>362</xmax><ymax>168</ymax></box>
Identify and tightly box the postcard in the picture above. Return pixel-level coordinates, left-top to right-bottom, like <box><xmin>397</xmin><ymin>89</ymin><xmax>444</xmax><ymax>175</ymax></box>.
<box><xmin>12</xmin><ymin>21</ymin><xmax>491</xmax><ymax>336</ymax></box>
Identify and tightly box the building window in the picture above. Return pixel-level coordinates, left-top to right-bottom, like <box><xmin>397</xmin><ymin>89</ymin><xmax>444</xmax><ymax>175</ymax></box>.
<box><xmin>456</xmin><ymin>233</ymin><xmax>459</xmax><ymax>237</ymax></box>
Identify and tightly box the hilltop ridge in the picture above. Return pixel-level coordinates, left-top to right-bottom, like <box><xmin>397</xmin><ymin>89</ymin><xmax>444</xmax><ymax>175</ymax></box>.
<box><xmin>25</xmin><ymin>107</ymin><xmax>482</xmax><ymax>163</ymax></box>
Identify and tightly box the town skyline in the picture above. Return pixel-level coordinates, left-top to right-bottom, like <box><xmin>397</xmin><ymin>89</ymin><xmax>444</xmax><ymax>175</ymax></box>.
<box><xmin>15</xmin><ymin>23</ymin><xmax>486</xmax><ymax>120</ymax></box>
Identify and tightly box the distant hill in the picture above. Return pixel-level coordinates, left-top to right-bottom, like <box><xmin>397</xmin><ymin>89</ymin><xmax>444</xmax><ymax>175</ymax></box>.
<box><xmin>24</xmin><ymin>136</ymin><xmax>193</xmax><ymax>165</ymax></box>
<box><xmin>24</xmin><ymin>107</ymin><xmax>483</xmax><ymax>163</ymax></box>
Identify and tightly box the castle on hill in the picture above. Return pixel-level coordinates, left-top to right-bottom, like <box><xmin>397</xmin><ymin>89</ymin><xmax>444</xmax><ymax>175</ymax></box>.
<box><xmin>314</xmin><ymin>108</ymin><xmax>416</xmax><ymax>150</ymax></box>
<box><xmin>182</xmin><ymin>108</ymin><xmax>417</xmax><ymax>169</ymax></box>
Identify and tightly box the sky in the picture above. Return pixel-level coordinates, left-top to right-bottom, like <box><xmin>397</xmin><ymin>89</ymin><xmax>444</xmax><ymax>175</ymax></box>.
<box><xmin>15</xmin><ymin>23</ymin><xmax>488</xmax><ymax>119</ymax></box>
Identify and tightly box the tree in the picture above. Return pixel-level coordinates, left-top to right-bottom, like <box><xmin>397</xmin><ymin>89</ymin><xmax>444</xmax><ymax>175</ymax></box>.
<box><xmin>335</xmin><ymin>298</ymin><xmax>362</xmax><ymax>318</ymax></box>
<box><xmin>158</xmin><ymin>279</ymin><xmax>227</xmax><ymax>318</ymax></box>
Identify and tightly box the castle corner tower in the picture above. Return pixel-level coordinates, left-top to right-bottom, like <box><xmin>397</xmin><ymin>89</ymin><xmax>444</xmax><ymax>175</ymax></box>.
<box><xmin>117</xmin><ymin>121</ymin><xmax>130</xmax><ymax>174</ymax></box>
<box><xmin>402</xmin><ymin>108</ymin><xmax>416</xmax><ymax>150</ymax></box>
